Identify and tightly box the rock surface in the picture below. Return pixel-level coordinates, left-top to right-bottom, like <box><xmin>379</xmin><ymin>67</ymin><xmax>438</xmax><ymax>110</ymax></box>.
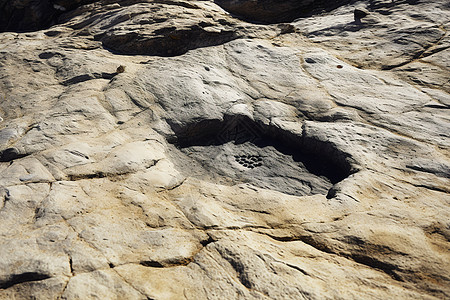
<box><xmin>0</xmin><ymin>0</ymin><xmax>449</xmax><ymax>299</ymax></box>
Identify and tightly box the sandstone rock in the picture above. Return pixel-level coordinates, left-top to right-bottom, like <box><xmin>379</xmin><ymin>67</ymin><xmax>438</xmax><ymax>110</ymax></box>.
<box><xmin>0</xmin><ymin>0</ymin><xmax>449</xmax><ymax>299</ymax></box>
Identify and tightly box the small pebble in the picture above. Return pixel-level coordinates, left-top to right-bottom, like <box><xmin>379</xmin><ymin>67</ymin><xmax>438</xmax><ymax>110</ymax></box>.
<box><xmin>116</xmin><ymin>65</ymin><xmax>126</xmax><ymax>73</ymax></box>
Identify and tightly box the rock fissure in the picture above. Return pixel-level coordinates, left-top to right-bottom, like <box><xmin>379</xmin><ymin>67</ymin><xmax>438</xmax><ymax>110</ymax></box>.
<box><xmin>58</xmin><ymin>277</ymin><xmax>71</xmax><ymax>300</ymax></box>
<box><xmin>60</xmin><ymin>72</ymin><xmax>118</xmax><ymax>86</ymax></box>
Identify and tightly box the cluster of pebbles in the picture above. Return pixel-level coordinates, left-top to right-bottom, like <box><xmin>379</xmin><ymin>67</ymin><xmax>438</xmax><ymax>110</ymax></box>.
<box><xmin>234</xmin><ymin>154</ymin><xmax>263</xmax><ymax>169</ymax></box>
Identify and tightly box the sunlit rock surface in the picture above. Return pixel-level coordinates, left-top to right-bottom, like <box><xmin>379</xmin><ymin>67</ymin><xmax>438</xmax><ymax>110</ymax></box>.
<box><xmin>0</xmin><ymin>0</ymin><xmax>449</xmax><ymax>299</ymax></box>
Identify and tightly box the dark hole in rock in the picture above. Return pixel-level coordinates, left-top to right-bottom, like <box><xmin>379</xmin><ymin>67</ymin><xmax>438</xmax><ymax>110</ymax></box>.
<box><xmin>38</xmin><ymin>52</ymin><xmax>57</xmax><ymax>59</ymax></box>
<box><xmin>140</xmin><ymin>261</ymin><xmax>164</xmax><ymax>268</ymax></box>
<box><xmin>200</xmin><ymin>236</ymin><xmax>215</xmax><ymax>247</ymax></box>
<box><xmin>0</xmin><ymin>147</ymin><xmax>27</xmax><ymax>162</ymax></box>
<box><xmin>0</xmin><ymin>272</ymin><xmax>51</xmax><ymax>289</ymax></box>
<box><xmin>168</xmin><ymin>115</ymin><xmax>352</xmax><ymax>197</ymax></box>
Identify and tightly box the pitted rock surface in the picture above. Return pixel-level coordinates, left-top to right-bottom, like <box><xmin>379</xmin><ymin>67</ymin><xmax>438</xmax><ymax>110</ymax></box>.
<box><xmin>0</xmin><ymin>0</ymin><xmax>449</xmax><ymax>299</ymax></box>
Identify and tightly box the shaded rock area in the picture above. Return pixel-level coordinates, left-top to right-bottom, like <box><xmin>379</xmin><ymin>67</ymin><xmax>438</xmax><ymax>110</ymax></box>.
<box><xmin>0</xmin><ymin>0</ymin><xmax>449</xmax><ymax>299</ymax></box>
<box><xmin>214</xmin><ymin>0</ymin><xmax>353</xmax><ymax>23</ymax></box>
<box><xmin>168</xmin><ymin>115</ymin><xmax>352</xmax><ymax>196</ymax></box>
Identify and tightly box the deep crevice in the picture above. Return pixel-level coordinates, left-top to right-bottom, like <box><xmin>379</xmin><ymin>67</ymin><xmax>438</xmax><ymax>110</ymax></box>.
<box><xmin>61</xmin><ymin>72</ymin><xmax>117</xmax><ymax>86</ymax></box>
<box><xmin>200</xmin><ymin>236</ymin><xmax>215</xmax><ymax>247</ymax></box>
<box><xmin>69</xmin><ymin>257</ymin><xmax>74</xmax><ymax>275</ymax></box>
<box><xmin>139</xmin><ymin>257</ymin><xmax>194</xmax><ymax>268</ymax></box>
<box><xmin>140</xmin><ymin>261</ymin><xmax>164</xmax><ymax>268</ymax></box>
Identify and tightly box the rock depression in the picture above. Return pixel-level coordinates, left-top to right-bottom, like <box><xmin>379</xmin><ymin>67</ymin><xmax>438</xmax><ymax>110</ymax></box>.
<box><xmin>0</xmin><ymin>0</ymin><xmax>449</xmax><ymax>299</ymax></box>
<box><xmin>169</xmin><ymin>114</ymin><xmax>352</xmax><ymax>196</ymax></box>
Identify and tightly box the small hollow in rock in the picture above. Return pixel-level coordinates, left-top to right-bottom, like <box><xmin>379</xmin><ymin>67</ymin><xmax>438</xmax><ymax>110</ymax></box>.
<box><xmin>168</xmin><ymin>115</ymin><xmax>353</xmax><ymax>197</ymax></box>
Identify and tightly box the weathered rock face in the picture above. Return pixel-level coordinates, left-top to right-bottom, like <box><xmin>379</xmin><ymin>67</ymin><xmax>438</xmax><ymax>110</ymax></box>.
<box><xmin>0</xmin><ymin>0</ymin><xmax>449</xmax><ymax>299</ymax></box>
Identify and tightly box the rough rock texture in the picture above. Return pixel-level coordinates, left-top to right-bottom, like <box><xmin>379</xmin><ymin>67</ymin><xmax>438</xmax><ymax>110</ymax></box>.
<box><xmin>0</xmin><ymin>0</ymin><xmax>449</xmax><ymax>299</ymax></box>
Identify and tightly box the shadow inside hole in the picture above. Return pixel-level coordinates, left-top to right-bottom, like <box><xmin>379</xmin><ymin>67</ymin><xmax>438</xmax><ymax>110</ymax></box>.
<box><xmin>168</xmin><ymin>115</ymin><xmax>352</xmax><ymax>195</ymax></box>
